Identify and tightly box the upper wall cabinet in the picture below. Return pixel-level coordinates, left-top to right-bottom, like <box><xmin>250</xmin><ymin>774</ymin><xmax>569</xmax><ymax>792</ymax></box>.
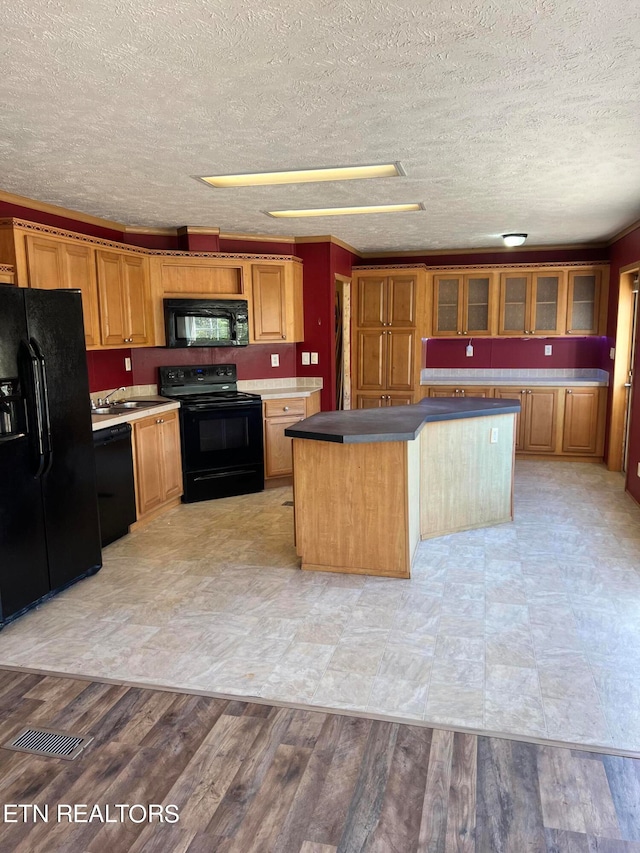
<box><xmin>251</xmin><ymin>261</ymin><xmax>304</xmax><ymax>343</ymax></box>
<box><xmin>498</xmin><ymin>270</ymin><xmax>566</xmax><ymax>336</ymax></box>
<box><xmin>24</xmin><ymin>234</ymin><xmax>101</xmax><ymax>347</ymax></box>
<box><xmin>96</xmin><ymin>249</ymin><xmax>152</xmax><ymax>346</ymax></box>
<box><xmin>150</xmin><ymin>256</ymin><xmax>248</xmax><ymax>297</ymax></box>
<box><xmin>432</xmin><ymin>273</ymin><xmax>496</xmax><ymax>336</ymax></box>
<box><xmin>566</xmin><ymin>269</ymin><xmax>603</xmax><ymax>335</ymax></box>
<box><xmin>357</xmin><ymin>273</ymin><xmax>417</xmax><ymax>328</ymax></box>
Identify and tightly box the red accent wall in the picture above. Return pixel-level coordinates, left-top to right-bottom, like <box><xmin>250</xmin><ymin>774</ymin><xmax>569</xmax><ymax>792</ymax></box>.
<box><xmin>609</xmin><ymin>225</ymin><xmax>640</xmax><ymax>503</ymax></box>
<box><xmin>424</xmin><ymin>337</ymin><xmax>607</xmax><ymax>370</ymax></box>
<box><xmin>86</xmin><ymin>349</ymin><xmax>132</xmax><ymax>392</ymax></box>
<box><xmin>365</xmin><ymin>247</ymin><xmax>609</xmax><ymax>267</ymax></box>
<box><xmin>219</xmin><ymin>238</ymin><xmax>297</xmax><ymax>255</ymax></box>
<box><xmin>0</xmin><ymin>200</ymin><xmax>124</xmax><ymax>242</ymax></box>
<box><xmin>130</xmin><ymin>344</ymin><xmax>297</xmax><ymax>386</ymax></box>
<box><xmin>122</xmin><ymin>233</ymin><xmax>180</xmax><ymax>250</ymax></box>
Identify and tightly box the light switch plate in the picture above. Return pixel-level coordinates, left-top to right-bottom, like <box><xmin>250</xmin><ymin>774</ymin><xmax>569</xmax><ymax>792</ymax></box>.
<box><xmin>610</xmin><ymin>347</ymin><xmax>616</xmax><ymax>360</ymax></box>
<box><xmin>310</xmin><ymin>352</ymin><xmax>319</xmax><ymax>364</ymax></box>
<box><xmin>301</xmin><ymin>352</ymin><xmax>310</xmax><ymax>365</ymax></box>
<box><xmin>490</xmin><ymin>427</ymin><xmax>499</xmax><ymax>444</ymax></box>
<box><xmin>544</xmin><ymin>345</ymin><xmax>552</xmax><ymax>356</ymax></box>
<box><xmin>124</xmin><ymin>357</ymin><xmax>132</xmax><ymax>371</ymax></box>
<box><xmin>270</xmin><ymin>354</ymin><xmax>279</xmax><ymax>367</ymax></box>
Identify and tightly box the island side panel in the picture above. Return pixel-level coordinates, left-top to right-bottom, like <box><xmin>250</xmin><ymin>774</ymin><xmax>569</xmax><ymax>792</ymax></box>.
<box><xmin>420</xmin><ymin>413</ymin><xmax>516</xmax><ymax>539</ymax></box>
<box><xmin>292</xmin><ymin>438</ymin><xmax>411</xmax><ymax>578</ymax></box>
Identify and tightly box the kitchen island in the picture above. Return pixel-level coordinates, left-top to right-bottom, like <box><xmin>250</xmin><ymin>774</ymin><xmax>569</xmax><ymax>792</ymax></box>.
<box><xmin>285</xmin><ymin>398</ymin><xmax>520</xmax><ymax>578</ymax></box>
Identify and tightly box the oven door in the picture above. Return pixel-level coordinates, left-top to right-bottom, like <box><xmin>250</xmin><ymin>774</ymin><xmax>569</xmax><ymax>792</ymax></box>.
<box><xmin>180</xmin><ymin>402</ymin><xmax>264</xmax><ymax>473</ymax></box>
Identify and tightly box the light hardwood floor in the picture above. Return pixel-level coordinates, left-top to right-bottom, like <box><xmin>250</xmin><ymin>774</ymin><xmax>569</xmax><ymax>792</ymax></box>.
<box><xmin>0</xmin><ymin>668</ymin><xmax>639</xmax><ymax>853</ymax></box>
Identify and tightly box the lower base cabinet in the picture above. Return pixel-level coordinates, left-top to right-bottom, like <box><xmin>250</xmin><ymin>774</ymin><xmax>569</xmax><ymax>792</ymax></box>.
<box><xmin>423</xmin><ymin>385</ymin><xmax>606</xmax><ymax>458</ymax></box>
<box><xmin>263</xmin><ymin>391</ymin><xmax>321</xmax><ymax>480</ymax></box>
<box><xmin>355</xmin><ymin>393</ymin><xmax>414</xmax><ymax>408</ymax></box>
<box><xmin>132</xmin><ymin>411</ymin><xmax>183</xmax><ymax>521</ymax></box>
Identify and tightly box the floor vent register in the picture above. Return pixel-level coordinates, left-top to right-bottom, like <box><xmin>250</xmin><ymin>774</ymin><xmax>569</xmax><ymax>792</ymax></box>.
<box><xmin>2</xmin><ymin>727</ymin><xmax>93</xmax><ymax>760</ymax></box>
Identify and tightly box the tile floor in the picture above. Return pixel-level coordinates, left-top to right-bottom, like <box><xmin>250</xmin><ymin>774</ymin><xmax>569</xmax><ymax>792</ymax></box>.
<box><xmin>1</xmin><ymin>460</ymin><xmax>640</xmax><ymax>752</ymax></box>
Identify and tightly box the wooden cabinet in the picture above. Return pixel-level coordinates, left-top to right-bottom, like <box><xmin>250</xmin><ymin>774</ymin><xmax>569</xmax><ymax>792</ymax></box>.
<box><xmin>132</xmin><ymin>410</ymin><xmax>182</xmax><ymax>521</ymax></box>
<box><xmin>24</xmin><ymin>234</ymin><xmax>100</xmax><ymax>347</ymax></box>
<box><xmin>433</xmin><ymin>274</ymin><xmax>495</xmax><ymax>336</ymax></box>
<box><xmin>566</xmin><ymin>270</ymin><xmax>603</xmax><ymax>335</ymax></box>
<box><xmin>263</xmin><ymin>391</ymin><xmax>321</xmax><ymax>480</ymax></box>
<box><xmin>356</xmin><ymin>329</ymin><xmax>415</xmax><ymax>393</ymax></box>
<box><xmin>357</xmin><ymin>273</ymin><xmax>417</xmax><ymax>328</ymax></box>
<box><xmin>493</xmin><ymin>387</ymin><xmax>559</xmax><ymax>453</ymax></box>
<box><xmin>498</xmin><ymin>271</ymin><xmax>566</xmax><ymax>336</ymax></box>
<box><xmin>427</xmin><ymin>386</ymin><xmax>494</xmax><ymax>398</ymax></box>
<box><xmin>562</xmin><ymin>387</ymin><xmax>606</xmax><ymax>454</ymax></box>
<box><xmin>355</xmin><ymin>393</ymin><xmax>414</xmax><ymax>408</ymax></box>
<box><xmin>96</xmin><ymin>249</ymin><xmax>152</xmax><ymax>346</ymax></box>
<box><xmin>251</xmin><ymin>261</ymin><xmax>304</xmax><ymax>342</ymax></box>
<box><xmin>153</xmin><ymin>256</ymin><xmax>247</xmax><ymax>296</ymax></box>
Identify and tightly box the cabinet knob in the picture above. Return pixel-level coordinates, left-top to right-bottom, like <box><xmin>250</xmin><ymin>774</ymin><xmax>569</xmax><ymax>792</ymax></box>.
<box><xmin>156</xmin><ymin>418</ymin><xmax>164</xmax><ymax>424</ymax></box>
<box><xmin>463</xmin><ymin>330</ymin><xmax>468</xmax><ymax>335</ymax></box>
<box><xmin>520</xmin><ymin>390</ymin><xmax>526</xmax><ymax>394</ymax></box>
<box><xmin>282</xmin><ymin>334</ymin><xmax>286</xmax><ymax>339</ymax></box>
<box><xmin>527</xmin><ymin>390</ymin><xmax>532</xmax><ymax>394</ymax></box>
<box><xmin>567</xmin><ymin>329</ymin><xmax>572</xmax><ymax>334</ymax></box>
<box><xmin>457</xmin><ymin>331</ymin><xmax>462</xmax><ymax>335</ymax></box>
<box><xmin>567</xmin><ymin>389</ymin><xmax>573</xmax><ymax>394</ymax></box>
<box><xmin>283</xmin><ymin>406</ymin><xmax>289</xmax><ymax>411</ymax></box>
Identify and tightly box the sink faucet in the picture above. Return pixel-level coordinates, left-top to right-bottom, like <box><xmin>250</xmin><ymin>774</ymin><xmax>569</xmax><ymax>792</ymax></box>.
<box><xmin>95</xmin><ymin>386</ymin><xmax>127</xmax><ymax>407</ymax></box>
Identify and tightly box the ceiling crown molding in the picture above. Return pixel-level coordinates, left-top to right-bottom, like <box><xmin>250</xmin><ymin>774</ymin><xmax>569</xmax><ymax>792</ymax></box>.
<box><xmin>0</xmin><ymin>189</ymin><xmax>125</xmax><ymax>231</ymax></box>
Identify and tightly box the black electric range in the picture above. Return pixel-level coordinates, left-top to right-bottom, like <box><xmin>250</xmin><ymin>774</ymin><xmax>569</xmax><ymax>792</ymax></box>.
<box><xmin>159</xmin><ymin>365</ymin><xmax>264</xmax><ymax>503</ymax></box>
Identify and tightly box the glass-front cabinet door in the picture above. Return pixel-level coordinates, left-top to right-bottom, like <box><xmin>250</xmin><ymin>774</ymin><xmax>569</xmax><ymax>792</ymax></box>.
<box><xmin>499</xmin><ymin>274</ymin><xmax>529</xmax><ymax>334</ymax></box>
<box><xmin>566</xmin><ymin>270</ymin><xmax>601</xmax><ymax>335</ymax></box>
<box><xmin>464</xmin><ymin>276</ymin><xmax>492</xmax><ymax>335</ymax></box>
<box><xmin>531</xmin><ymin>273</ymin><xmax>564</xmax><ymax>334</ymax></box>
<box><xmin>433</xmin><ymin>276</ymin><xmax>462</xmax><ymax>335</ymax></box>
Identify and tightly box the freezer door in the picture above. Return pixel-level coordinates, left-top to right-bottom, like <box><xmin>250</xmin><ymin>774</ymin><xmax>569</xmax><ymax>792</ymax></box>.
<box><xmin>25</xmin><ymin>289</ymin><xmax>102</xmax><ymax>590</ymax></box>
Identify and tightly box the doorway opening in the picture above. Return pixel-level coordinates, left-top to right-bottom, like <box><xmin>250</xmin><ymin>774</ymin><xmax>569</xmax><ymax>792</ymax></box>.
<box><xmin>608</xmin><ymin>265</ymin><xmax>639</xmax><ymax>472</ymax></box>
<box><xmin>334</xmin><ymin>275</ymin><xmax>351</xmax><ymax>410</ymax></box>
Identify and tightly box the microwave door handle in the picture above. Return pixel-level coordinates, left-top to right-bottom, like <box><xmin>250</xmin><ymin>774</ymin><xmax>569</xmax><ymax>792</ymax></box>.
<box><xmin>230</xmin><ymin>314</ymin><xmax>238</xmax><ymax>341</ymax></box>
<box><xmin>30</xmin><ymin>337</ymin><xmax>53</xmax><ymax>475</ymax></box>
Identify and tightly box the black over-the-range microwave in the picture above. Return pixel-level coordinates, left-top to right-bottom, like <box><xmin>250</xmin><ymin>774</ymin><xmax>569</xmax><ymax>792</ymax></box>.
<box><xmin>164</xmin><ymin>299</ymin><xmax>250</xmax><ymax>347</ymax></box>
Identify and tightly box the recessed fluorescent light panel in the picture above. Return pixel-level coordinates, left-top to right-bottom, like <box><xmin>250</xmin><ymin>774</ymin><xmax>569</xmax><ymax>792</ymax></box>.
<box><xmin>200</xmin><ymin>163</ymin><xmax>404</xmax><ymax>188</ymax></box>
<box><xmin>267</xmin><ymin>202</ymin><xmax>424</xmax><ymax>218</ymax></box>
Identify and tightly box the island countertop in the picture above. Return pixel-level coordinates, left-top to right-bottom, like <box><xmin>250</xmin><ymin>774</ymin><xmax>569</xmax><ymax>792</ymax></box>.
<box><xmin>284</xmin><ymin>397</ymin><xmax>521</xmax><ymax>444</ymax></box>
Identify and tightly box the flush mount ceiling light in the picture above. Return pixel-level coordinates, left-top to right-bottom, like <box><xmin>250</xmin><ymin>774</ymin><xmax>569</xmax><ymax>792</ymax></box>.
<box><xmin>502</xmin><ymin>233</ymin><xmax>528</xmax><ymax>247</ymax></box>
<box><xmin>199</xmin><ymin>163</ymin><xmax>405</xmax><ymax>188</ymax></box>
<box><xmin>267</xmin><ymin>202</ymin><xmax>424</xmax><ymax>218</ymax></box>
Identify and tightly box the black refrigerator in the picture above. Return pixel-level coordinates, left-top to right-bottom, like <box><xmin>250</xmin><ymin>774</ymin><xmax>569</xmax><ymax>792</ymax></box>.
<box><xmin>0</xmin><ymin>287</ymin><xmax>102</xmax><ymax>627</ymax></box>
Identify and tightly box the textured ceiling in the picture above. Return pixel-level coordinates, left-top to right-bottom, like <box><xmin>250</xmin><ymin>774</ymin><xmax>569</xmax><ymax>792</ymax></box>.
<box><xmin>1</xmin><ymin>0</ymin><xmax>640</xmax><ymax>252</ymax></box>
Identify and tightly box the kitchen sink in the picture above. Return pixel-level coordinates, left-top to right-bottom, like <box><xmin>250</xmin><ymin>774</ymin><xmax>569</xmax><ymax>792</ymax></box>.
<box><xmin>91</xmin><ymin>400</ymin><xmax>160</xmax><ymax>415</ymax></box>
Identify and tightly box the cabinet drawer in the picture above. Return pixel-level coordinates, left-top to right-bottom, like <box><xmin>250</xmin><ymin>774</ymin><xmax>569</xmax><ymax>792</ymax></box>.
<box><xmin>263</xmin><ymin>397</ymin><xmax>306</xmax><ymax>418</ymax></box>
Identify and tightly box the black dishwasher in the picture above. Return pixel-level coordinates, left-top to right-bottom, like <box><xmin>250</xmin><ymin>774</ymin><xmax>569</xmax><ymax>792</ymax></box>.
<box><xmin>93</xmin><ymin>423</ymin><xmax>136</xmax><ymax>547</ymax></box>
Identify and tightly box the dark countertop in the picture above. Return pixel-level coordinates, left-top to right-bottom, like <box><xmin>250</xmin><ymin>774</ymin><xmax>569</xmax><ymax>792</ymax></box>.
<box><xmin>284</xmin><ymin>397</ymin><xmax>521</xmax><ymax>444</ymax></box>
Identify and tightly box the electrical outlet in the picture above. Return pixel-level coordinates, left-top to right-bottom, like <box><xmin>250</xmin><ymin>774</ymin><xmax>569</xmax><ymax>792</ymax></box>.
<box><xmin>544</xmin><ymin>345</ymin><xmax>552</xmax><ymax>356</ymax></box>
<box><xmin>610</xmin><ymin>347</ymin><xmax>616</xmax><ymax>360</ymax></box>
<box><xmin>466</xmin><ymin>344</ymin><xmax>474</xmax><ymax>357</ymax></box>
<box><xmin>301</xmin><ymin>352</ymin><xmax>310</xmax><ymax>365</ymax></box>
<box><xmin>124</xmin><ymin>357</ymin><xmax>132</xmax><ymax>371</ymax></box>
<box><xmin>637</xmin><ymin>462</ymin><xmax>640</xmax><ymax>478</ymax></box>
<box><xmin>490</xmin><ymin>427</ymin><xmax>499</xmax><ymax>444</ymax></box>
<box><xmin>270</xmin><ymin>354</ymin><xmax>279</xmax><ymax>368</ymax></box>
<box><xmin>310</xmin><ymin>352</ymin><xmax>319</xmax><ymax>364</ymax></box>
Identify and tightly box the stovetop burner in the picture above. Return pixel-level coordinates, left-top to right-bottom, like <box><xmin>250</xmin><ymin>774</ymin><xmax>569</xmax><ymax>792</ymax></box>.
<box><xmin>158</xmin><ymin>364</ymin><xmax>261</xmax><ymax>407</ymax></box>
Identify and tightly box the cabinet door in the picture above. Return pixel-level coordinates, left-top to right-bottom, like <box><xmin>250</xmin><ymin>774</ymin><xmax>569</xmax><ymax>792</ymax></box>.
<box><xmin>357</xmin><ymin>330</ymin><xmax>386</xmax><ymax>390</ymax></box>
<box><xmin>494</xmin><ymin>388</ymin><xmax>525</xmax><ymax>450</ymax></box>
<box><xmin>133</xmin><ymin>417</ymin><xmax>165</xmax><ymax>517</ymax></box>
<box><xmin>566</xmin><ymin>271</ymin><xmax>601</xmax><ymax>335</ymax></box>
<box><xmin>387</xmin><ymin>275</ymin><xmax>416</xmax><ymax>327</ymax></box>
<box><xmin>264</xmin><ymin>415</ymin><xmax>302</xmax><ymax>477</ymax></box>
<box><xmin>355</xmin><ymin>394</ymin><xmax>387</xmax><ymax>408</ymax></box>
<box><xmin>524</xmin><ymin>389</ymin><xmax>558</xmax><ymax>452</ymax></box>
<box><xmin>562</xmin><ymin>388</ymin><xmax>602</xmax><ymax>454</ymax></box>
<box><xmin>122</xmin><ymin>255</ymin><xmax>150</xmax><ymax>344</ymax></box>
<box><xmin>464</xmin><ymin>276</ymin><xmax>492</xmax><ymax>335</ymax></box>
<box><xmin>356</xmin><ymin>276</ymin><xmax>386</xmax><ymax>327</ymax></box>
<box><xmin>96</xmin><ymin>250</ymin><xmax>127</xmax><ymax>345</ymax></box>
<box><xmin>387</xmin><ymin>394</ymin><xmax>414</xmax><ymax>406</ymax></box>
<box><xmin>159</xmin><ymin>412</ymin><xmax>183</xmax><ymax>500</ymax></box>
<box><xmin>428</xmin><ymin>387</ymin><xmax>461</xmax><ymax>397</ymax></box>
<box><xmin>386</xmin><ymin>329</ymin><xmax>414</xmax><ymax>391</ymax></box>
<box><xmin>456</xmin><ymin>386</ymin><xmax>494</xmax><ymax>398</ymax></box>
<box><xmin>252</xmin><ymin>264</ymin><xmax>287</xmax><ymax>340</ymax></box>
<box><xmin>433</xmin><ymin>276</ymin><xmax>462</xmax><ymax>335</ymax></box>
<box><xmin>499</xmin><ymin>274</ymin><xmax>530</xmax><ymax>334</ymax></box>
<box><xmin>26</xmin><ymin>235</ymin><xmax>100</xmax><ymax>347</ymax></box>
<box><xmin>531</xmin><ymin>273</ymin><xmax>564</xmax><ymax>335</ymax></box>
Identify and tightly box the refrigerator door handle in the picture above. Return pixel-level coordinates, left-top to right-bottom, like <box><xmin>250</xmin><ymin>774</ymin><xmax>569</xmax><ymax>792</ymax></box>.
<box><xmin>21</xmin><ymin>339</ymin><xmax>46</xmax><ymax>478</ymax></box>
<box><xmin>30</xmin><ymin>337</ymin><xmax>53</xmax><ymax>475</ymax></box>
